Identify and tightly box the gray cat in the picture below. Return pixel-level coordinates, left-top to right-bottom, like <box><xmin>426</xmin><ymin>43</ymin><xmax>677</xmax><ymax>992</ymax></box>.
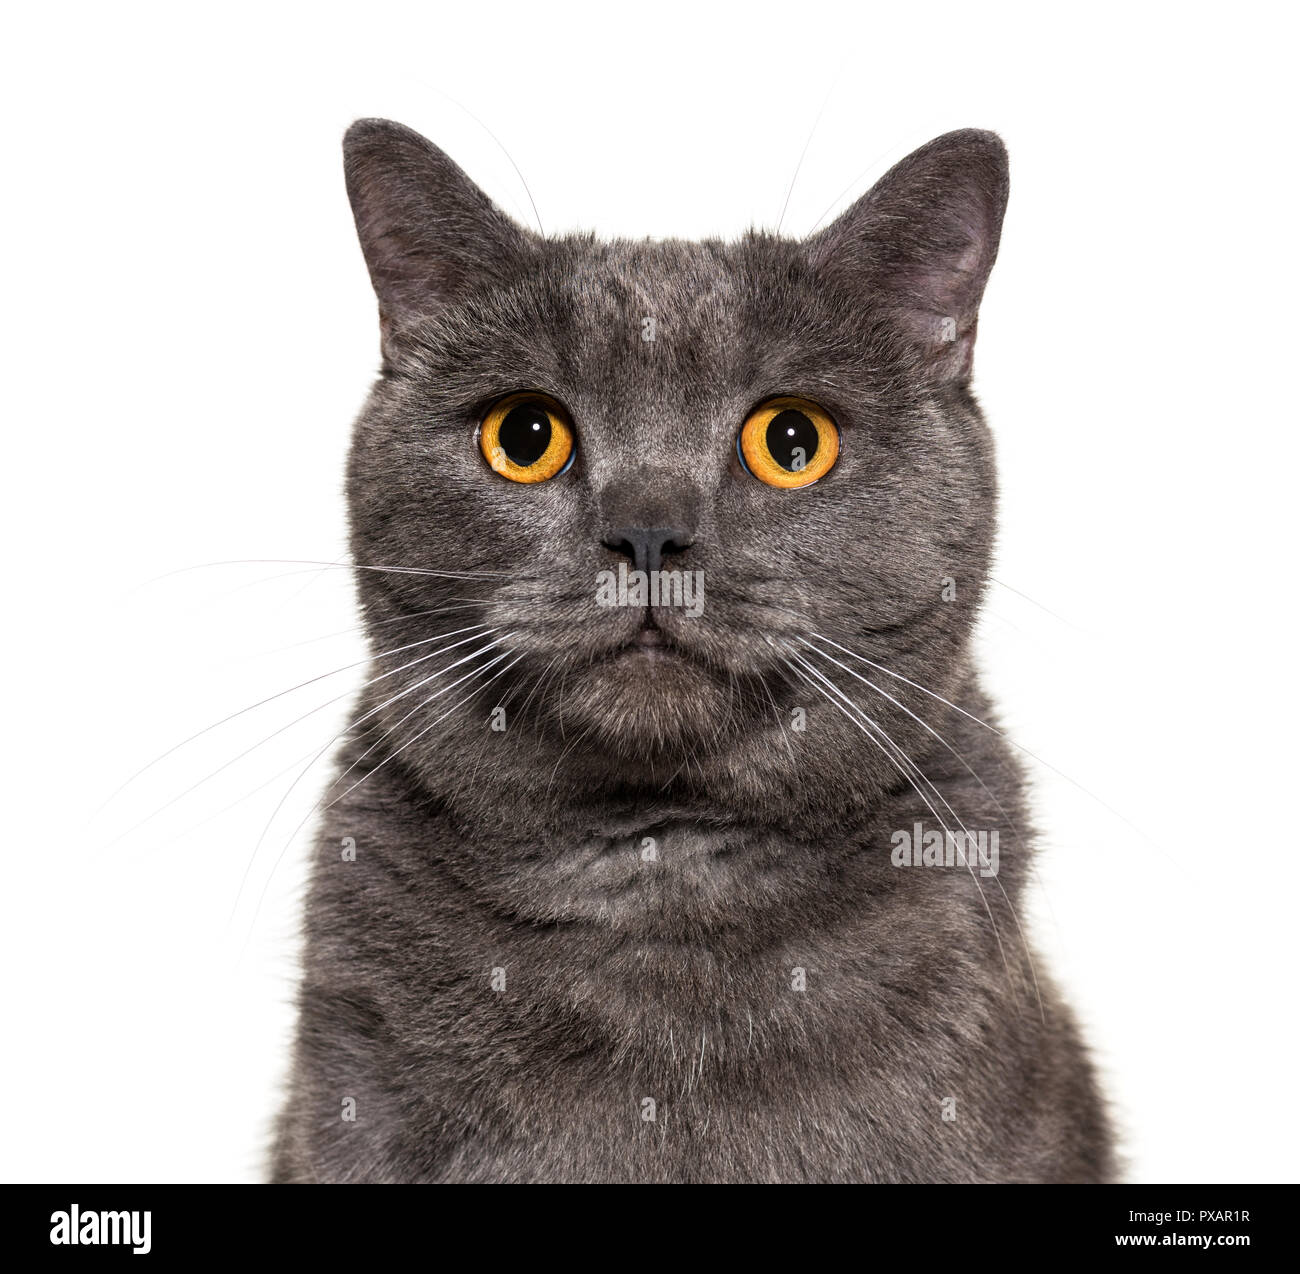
<box><xmin>271</xmin><ymin>119</ymin><xmax>1114</xmax><ymax>1183</ymax></box>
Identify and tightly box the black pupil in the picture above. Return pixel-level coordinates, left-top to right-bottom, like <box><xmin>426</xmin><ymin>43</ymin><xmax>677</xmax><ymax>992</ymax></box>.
<box><xmin>766</xmin><ymin>410</ymin><xmax>818</xmax><ymax>471</ymax></box>
<box><xmin>499</xmin><ymin>403</ymin><xmax>552</xmax><ymax>466</ymax></box>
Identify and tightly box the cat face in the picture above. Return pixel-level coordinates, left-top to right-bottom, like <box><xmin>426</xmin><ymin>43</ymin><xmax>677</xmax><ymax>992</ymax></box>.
<box><xmin>342</xmin><ymin>121</ymin><xmax>1008</xmax><ymax>790</ymax></box>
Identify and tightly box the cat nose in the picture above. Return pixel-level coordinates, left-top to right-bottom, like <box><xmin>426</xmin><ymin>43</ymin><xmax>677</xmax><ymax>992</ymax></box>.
<box><xmin>602</xmin><ymin>526</ymin><xmax>694</xmax><ymax>574</ymax></box>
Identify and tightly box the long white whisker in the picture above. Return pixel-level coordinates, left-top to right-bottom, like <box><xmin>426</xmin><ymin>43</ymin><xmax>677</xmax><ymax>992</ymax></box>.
<box><xmin>988</xmin><ymin>576</ymin><xmax>1082</xmax><ymax>630</ymax></box>
<box><xmin>762</xmin><ymin>670</ymin><xmax>799</xmax><ymax>767</ymax></box>
<box><xmin>138</xmin><ymin>743</ymin><xmax>326</xmax><ymax>859</ymax></box>
<box><xmin>104</xmin><ymin>626</ymin><xmax>496</xmax><ymax>842</ymax></box>
<box><xmin>227</xmin><ymin>637</ymin><xmax>513</xmax><ymax>924</ymax></box>
<box><xmin>251</xmin><ymin>603</ymin><xmax>486</xmax><ymax>657</ymax></box>
<box><xmin>796</xmin><ymin>637</ymin><xmax>1020</xmax><ymax>835</ymax></box>
<box><xmin>147</xmin><ymin>558</ymin><xmax>513</xmax><ymax>583</ymax></box>
<box><xmin>238</xmin><ymin>650</ymin><xmax>523</xmax><ymax>953</ymax></box>
<box><xmin>775</xmin><ymin>79</ymin><xmax>835</xmax><ymax>234</ymax></box>
<box><xmin>327</xmin><ymin>649</ymin><xmax>522</xmax><ymax>816</ymax></box>
<box><xmin>442</xmin><ymin>95</ymin><xmax>544</xmax><ymax>236</ymax></box>
<box><xmin>785</xmin><ymin>654</ymin><xmax>1019</xmax><ymax>999</ymax></box>
<box><xmin>320</xmin><ymin>641</ymin><xmax>518</xmax><ymax>798</ymax></box>
<box><xmin>98</xmin><ymin>623</ymin><xmax>494</xmax><ymax>813</ymax></box>
<box><xmin>791</xmin><ymin>649</ymin><xmax>1043</xmax><ymax>1021</ymax></box>
<box><xmin>797</xmin><ymin>638</ymin><xmax>1055</xmax><ymax>1008</ymax></box>
<box><xmin>808</xmin><ymin>630</ymin><xmax>1170</xmax><ymax>863</ymax></box>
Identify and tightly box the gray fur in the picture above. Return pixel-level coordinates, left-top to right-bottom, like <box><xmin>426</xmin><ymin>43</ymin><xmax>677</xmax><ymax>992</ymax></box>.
<box><xmin>272</xmin><ymin>120</ymin><xmax>1114</xmax><ymax>1183</ymax></box>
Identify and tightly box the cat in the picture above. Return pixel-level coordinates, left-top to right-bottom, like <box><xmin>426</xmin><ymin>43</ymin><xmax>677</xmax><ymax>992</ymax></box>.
<box><xmin>271</xmin><ymin>119</ymin><xmax>1114</xmax><ymax>1183</ymax></box>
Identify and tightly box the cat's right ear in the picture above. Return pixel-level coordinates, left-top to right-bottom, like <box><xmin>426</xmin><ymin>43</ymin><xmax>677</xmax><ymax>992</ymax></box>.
<box><xmin>343</xmin><ymin>119</ymin><xmax>537</xmax><ymax>350</ymax></box>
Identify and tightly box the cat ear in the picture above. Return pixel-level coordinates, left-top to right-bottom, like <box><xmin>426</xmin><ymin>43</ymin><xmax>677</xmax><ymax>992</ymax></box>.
<box><xmin>808</xmin><ymin>129</ymin><xmax>1009</xmax><ymax>383</ymax></box>
<box><xmin>343</xmin><ymin>119</ymin><xmax>537</xmax><ymax>343</ymax></box>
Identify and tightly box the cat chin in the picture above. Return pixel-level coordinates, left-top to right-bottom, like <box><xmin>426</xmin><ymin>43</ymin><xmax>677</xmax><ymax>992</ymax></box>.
<box><xmin>553</xmin><ymin>648</ymin><xmax>747</xmax><ymax>753</ymax></box>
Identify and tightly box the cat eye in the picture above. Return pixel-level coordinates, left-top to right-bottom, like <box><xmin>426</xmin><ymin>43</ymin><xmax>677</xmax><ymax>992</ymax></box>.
<box><xmin>737</xmin><ymin>397</ymin><xmax>840</xmax><ymax>489</ymax></box>
<box><xmin>478</xmin><ymin>392</ymin><xmax>575</xmax><ymax>483</ymax></box>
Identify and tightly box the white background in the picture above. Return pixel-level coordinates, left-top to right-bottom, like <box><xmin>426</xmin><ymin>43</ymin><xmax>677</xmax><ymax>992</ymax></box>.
<box><xmin>3</xmin><ymin>1</ymin><xmax>1296</xmax><ymax>1184</ymax></box>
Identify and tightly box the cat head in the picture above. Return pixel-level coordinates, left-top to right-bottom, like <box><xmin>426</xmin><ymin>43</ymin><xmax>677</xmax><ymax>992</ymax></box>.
<box><xmin>341</xmin><ymin>119</ymin><xmax>1008</xmax><ymax>811</ymax></box>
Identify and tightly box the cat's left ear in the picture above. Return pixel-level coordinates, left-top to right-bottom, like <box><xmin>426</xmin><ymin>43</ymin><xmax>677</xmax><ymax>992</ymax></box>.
<box><xmin>807</xmin><ymin>130</ymin><xmax>1009</xmax><ymax>383</ymax></box>
<box><xmin>343</xmin><ymin>118</ymin><xmax>538</xmax><ymax>349</ymax></box>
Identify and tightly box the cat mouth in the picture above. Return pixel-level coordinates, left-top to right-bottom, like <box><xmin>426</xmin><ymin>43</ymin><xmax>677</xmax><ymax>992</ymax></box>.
<box><xmin>616</xmin><ymin>615</ymin><xmax>679</xmax><ymax>661</ymax></box>
<box><xmin>589</xmin><ymin>611</ymin><xmax>720</xmax><ymax>674</ymax></box>
<box><xmin>635</xmin><ymin>622</ymin><xmax>665</xmax><ymax>649</ymax></box>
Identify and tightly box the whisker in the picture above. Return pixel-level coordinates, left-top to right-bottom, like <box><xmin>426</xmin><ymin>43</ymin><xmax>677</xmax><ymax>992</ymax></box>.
<box><xmin>791</xmin><ymin>649</ymin><xmax>1043</xmax><ymax>1021</ymax></box>
<box><xmin>515</xmin><ymin>650</ymin><xmax>564</xmax><ymax>733</ymax></box>
<box><xmin>99</xmin><ymin>622</ymin><xmax>496</xmax><ymax>813</ymax></box>
<box><xmin>784</xmin><ymin>653</ymin><xmax>1020</xmax><ymax>1001</ymax></box>
<box><xmin>796</xmin><ymin>636</ymin><xmax>1062</xmax><ymax>984</ymax></box>
<box><xmin>449</xmin><ymin>672</ymin><xmax>525</xmax><ymax>807</ymax></box>
<box><xmin>103</xmin><ymin>626</ymin><xmax>495</xmax><ymax>840</ymax></box>
<box><xmin>320</xmin><ymin>648</ymin><xmax>519</xmax><ymax>819</ymax></box>
<box><xmin>988</xmin><ymin>576</ymin><xmax>1083</xmax><ymax>631</ymax></box>
<box><xmin>756</xmin><ymin>664</ymin><xmax>800</xmax><ymax>767</ymax></box>
<box><xmin>320</xmin><ymin>640</ymin><xmax>518</xmax><ymax>800</ymax></box>
<box><xmin>804</xmin><ymin>117</ymin><xmax>955</xmax><ymax>237</ymax></box>
<box><xmin>238</xmin><ymin>649</ymin><xmax>523</xmax><ymax>952</ymax></box>
<box><xmin>144</xmin><ymin>558</ymin><xmax>513</xmax><ymax>586</ymax></box>
<box><xmin>228</xmin><ymin>638</ymin><xmax>514</xmax><ymax>928</ymax></box>
<box><xmin>250</xmin><ymin>603</ymin><xmax>486</xmax><ymax>657</ymax></box>
<box><xmin>137</xmin><ymin>742</ymin><xmax>329</xmax><ymax>859</ymax></box>
<box><xmin>775</xmin><ymin>78</ymin><xmax>835</xmax><ymax>234</ymax></box>
<box><xmin>796</xmin><ymin>637</ymin><xmax>1020</xmax><ymax>836</ymax></box>
<box><xmin>807</xmin><ymin>630</ymin><xmax>1171</xmax><ymax>864</ymax></box>
<box><xmin>435</xmin><ymin>91</ymin><xmax>545</xmax><ymax>237</ymax></box>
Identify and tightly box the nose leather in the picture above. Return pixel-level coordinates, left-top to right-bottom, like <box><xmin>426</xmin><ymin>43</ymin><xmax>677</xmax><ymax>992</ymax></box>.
<box><xmin>602</xmin><ymin>526</ymin><xmax>693</xmax><ymax>574</ymax></box>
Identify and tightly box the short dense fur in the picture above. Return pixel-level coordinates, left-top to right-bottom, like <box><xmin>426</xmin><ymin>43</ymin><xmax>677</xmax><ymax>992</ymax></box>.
<box><xmin>272</xmin><ymin>121</ymin><xmax>1114</xmax><ymax>1183</ymax></box>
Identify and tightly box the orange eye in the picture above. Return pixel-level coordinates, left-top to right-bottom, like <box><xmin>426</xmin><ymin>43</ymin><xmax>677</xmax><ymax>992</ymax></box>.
<box><xmin>738</xmin><ymin>397</ymin><xmax>839</xmax><ymax>489</ymax></box>
<box><xmin>478</xmin><ymin>393</ymin><xmax>575</xmax><ymax>483</ymax></box>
